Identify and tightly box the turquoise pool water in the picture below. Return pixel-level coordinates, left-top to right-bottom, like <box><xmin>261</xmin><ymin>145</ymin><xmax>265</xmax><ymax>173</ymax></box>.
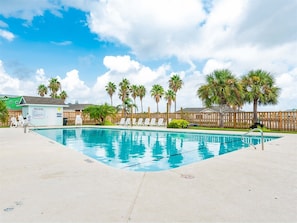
<box><xmin>34</xmin><ymin>127</ymin><xmax>279</xmax><ymax>171</ymax></box>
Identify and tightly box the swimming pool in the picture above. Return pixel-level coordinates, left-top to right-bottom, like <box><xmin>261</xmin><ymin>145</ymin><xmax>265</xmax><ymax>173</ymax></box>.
<box><xmin>34</xmin><ymin>127</ymin><xmax>280</xmax><ymax>171</ymax></box>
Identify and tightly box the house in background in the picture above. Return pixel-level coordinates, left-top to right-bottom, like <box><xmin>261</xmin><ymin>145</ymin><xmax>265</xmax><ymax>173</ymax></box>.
<box><xmin>0</xmin><ymin>95</ymin><xmax>22</xmax><ymax>111</ymax></box>
<box><xmin>19</xmin><ymin>96</ymin><xmax>68</xmax><ymax>126</ymax></box>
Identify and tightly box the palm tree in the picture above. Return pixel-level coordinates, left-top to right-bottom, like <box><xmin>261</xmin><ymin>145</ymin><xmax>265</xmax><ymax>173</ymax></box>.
<box><xmin>197</xmin><ymin>69</ymin><xmax>243</xmax><ymax>127</ymax></box>
<box><xmin>164</xmin><ymin>89</ymin><xmax>176</xmax><ymax>112</ymax></box>
<box><xmin>118</xmin><ymin>78</ymin><xmax>130</xmax><ymax>115</ymax></box>
<box><xmin>105</xmin><ymin>82</ymin><xmax>117</xmax><ymax>106</ymax></box>
<box><xmin>169</xmin><ymin>74</ymin><xmax>183</xmax><ymax>114</ymax></box>
<box><xmin>59</xmin><ymin>90</ymin><xmax>68</xmax><ymax>101</ymax></box>
<box><xmin>138</xmin><ymin>85</ymin><xmax>146</xmax><ymax>113</ymax></box>
<box><xmin>150</xmin><ymin>84</ymin><xmax>164</xmax><ymax>113</ymax></box>
<box><xmin>37</xmin><ymin>84</ymin><xmax>48</xmax><ymax>97</ymax></box>
<box><xmin>48</xmin><ymin>78</ymin><xmax>61</xmax><ymax>98</ymax></box>
<box><xmin>0</xmin><ymin>100</ymin><xmax>9</xmax><ymax>124</ymax></box>
<box><xmin>241</xmin><ymin>69</ymin><xmax>280</xmax><ymax>123</ymax></box>
<box><xmin>130</xmin><ymin>84</ymin><xmax>139</xmax><ymax>105</ymax></box>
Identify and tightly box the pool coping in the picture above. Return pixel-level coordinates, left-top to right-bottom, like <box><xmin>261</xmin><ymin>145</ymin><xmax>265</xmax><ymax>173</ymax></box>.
<box><xmin>1</xmin><ymin>126</ymin><xmax>296</xmax><ymax>222</ymax></box>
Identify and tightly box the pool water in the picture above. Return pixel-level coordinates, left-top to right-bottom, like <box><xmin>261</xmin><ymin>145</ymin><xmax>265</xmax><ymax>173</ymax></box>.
<box><xmin>34</xmin><ymin>128</ymin><xmax>279</xmax><ymax>171</ymax></box>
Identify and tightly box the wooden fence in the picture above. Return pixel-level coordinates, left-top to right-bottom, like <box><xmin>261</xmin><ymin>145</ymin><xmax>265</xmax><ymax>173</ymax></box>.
<box><xmin>2</xmin><ymin>110</ymin><xmax>297</xmax><ymax>131</ymax></box>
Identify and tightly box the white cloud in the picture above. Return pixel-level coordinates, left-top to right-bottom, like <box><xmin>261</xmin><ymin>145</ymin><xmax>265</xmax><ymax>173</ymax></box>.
<box><xmin>0</xmin><ymin>29</ymin><xmax>15</xmax><ymax>41</ymax></box>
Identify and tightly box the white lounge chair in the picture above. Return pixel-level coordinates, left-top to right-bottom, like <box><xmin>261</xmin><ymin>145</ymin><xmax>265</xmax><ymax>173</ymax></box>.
<box><xmin>136</xmin><ymin>118</ymin><xmax>143</xmax><ymax>126</ymax></box>
<box><xmin>132</xmin><ymin>118</ymin><xmax>137</xmax><ymax>126</ymax></box>
<box><xmin>118</xmin><ymin>118</ymin><xmax>126</xmax><ymax>125</ymax></box>
<box><xmin>75</xmin><ymin>115</ymin><xmax>83</xmax><ymax>125</ymax></box>
<box><xmin>18</xmin><ymin>115</ymin><xmax>24</xmax><ymax>127</ymax></box>
<box><xmin>150</xmin><ymin>118</ymin><xmax>157</xmax><ymax>126</ymax></box>
<box><xmin>10</xmin><ymin>117</ymin><xmax>18</xmax><ymax>127</ymax></box>
<box><xmin>144</xmin><ymin>118</ymin><xmax>150</xmax><ymax>126</ymax></box>
<box><xmin>157</xmin><ymin>118</ymin><xmax>164</xmax><ymax>126</ymax></box>
<box><xmin>125</xmin><ymin>118</ymin><xmax>131</xmax><ymax>125</ymax></box>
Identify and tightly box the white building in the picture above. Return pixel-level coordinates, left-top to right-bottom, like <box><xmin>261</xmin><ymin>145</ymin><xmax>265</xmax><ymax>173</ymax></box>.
<box><xmin>19</xmin><ymin>96</ymin><xmax>68</xmax><ymax>126</ymax></box>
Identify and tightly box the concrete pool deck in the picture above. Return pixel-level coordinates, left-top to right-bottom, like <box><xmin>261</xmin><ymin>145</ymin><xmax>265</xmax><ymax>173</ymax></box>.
<box><xmin>0</xmin><ymin>126</ymin><xmax>296</xmax><ymax>223</ymax></box>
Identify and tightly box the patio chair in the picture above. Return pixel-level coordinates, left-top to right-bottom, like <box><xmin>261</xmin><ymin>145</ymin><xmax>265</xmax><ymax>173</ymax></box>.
<box><xmin>18</xmin><ymin>115</ymin><xmax>24</xmax><ymax>127</ymax></box>
<box><xmin>132</xmin><ymin>118</ymin><xmax>137</xmax><ymax>126</ymax></box>
<box><xmin>75</xmin><ymin>115</ymin><xmax>83</xmax><ymax>125</ymax></box>
<box><xmin>118</xmin><ymin>118</ymin><xmax>126</xmax><ymax>125</ymax></box>
<box><xmin>157</xmin><ymin>118</ymin><xmax>164</xmax><ymax>127</ymax></box>
<box><xmin>150</xmin><ymin>118</ymin><xmax>157</xmax><ymax>126</ymax></box>
<box><xmin>10</xmin><ymin>117</ymin><xmax>18</xmax><ymax>127</ymax></box>
<box><xmin>136</xmin><ymin>118</ymin><xmax>143</xmax><ymax>126</ymax></box>
<box><xmin>125</xmin><ymin>118</ymin><xmax>131</xmax><ymax>125</ymax></box>
<box><xmin>144</xmin><ymin>118</ymin><xmax>150</xmax><ymax>126</ymax></box>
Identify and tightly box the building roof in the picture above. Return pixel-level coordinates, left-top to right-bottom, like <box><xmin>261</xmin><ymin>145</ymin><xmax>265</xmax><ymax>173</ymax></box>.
<box><xmin>0</xmin><ymin>96</ymin><xmax>22</xmax><ymax>110</ymax></box>
<box><xmin>64</xmin><ymin>103</ymin><xmax>93</xmax><ymax>111</ymax></box>
<box><xmin>177</xmin><ymin>106</ymin><xmax>236</xmax><ymax>113</ymax></box>
<box><xmin>19</xmin><ymin>96</ymin><xmax>67</xmax><ymax>107</ymax></box>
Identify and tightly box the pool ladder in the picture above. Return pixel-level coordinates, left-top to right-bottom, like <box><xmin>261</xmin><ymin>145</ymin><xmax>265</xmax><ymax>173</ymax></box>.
<box><xmin>241</xmin><ymin>128</ymin><xmax>264</xmax><ymax>150</ymax></box>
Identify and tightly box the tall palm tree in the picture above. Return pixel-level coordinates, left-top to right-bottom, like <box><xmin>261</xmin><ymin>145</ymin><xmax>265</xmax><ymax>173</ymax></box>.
<box><xmin>241</xmin><ymin>69</ymin><xmax>280</xmax><ymax>123</ymax></box>
<box><xmin>59</xmin><ymin>90</ymin><xmax>68</xmax><ymax>102</ymax></box>
<box><xmin>118</xmin><ymin>78</ymin><xmax>130</xmax><ymax>115</ymax></box>
<box><xmin>169</xmin><ymin>74</ymin><xmax>183</xmax><ymax>114</ymax></box>
<box><xmin>37</xmin><ymin>84</ymin><xmax>48</xmax><ymax>97</ymax></box>
<box><xmin>48</xmin><ymin>78</ymin><xmax>61</xmax><ymax>98</ymax></box>
<box><xmin>197</xmin><ymin>69</ymin><xmax>242</xmax><ymax>127</ymax></box>
<box><xmin>164</xmin><ymin>89</ymin><xmax>176</xmax><ymax>112</ymax></box>
<box><xmin>137</xmin><ymin>85</ymin><xmax>146</xmax><ymax>113</ymax></box>
<box><xmin>130</xmin><ymin>84</ymin><xmax>139</xmax><ymax>105</ymax></box>
<box><xmin>150</xmin><ymin>84</ymin><xmax>164</xmax><ymax>113</ymax></box>
<box><xmin>105</xmin><ymin>82</ymin><xmax>117</xmax><ymax>106</ymax></box>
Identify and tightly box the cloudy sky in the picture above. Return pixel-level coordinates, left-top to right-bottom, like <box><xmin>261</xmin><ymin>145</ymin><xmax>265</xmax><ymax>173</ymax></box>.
<box><xmin>0</xmin><ymin>0</ymin><xmax>297</xmax><ymax>112</ymax></box>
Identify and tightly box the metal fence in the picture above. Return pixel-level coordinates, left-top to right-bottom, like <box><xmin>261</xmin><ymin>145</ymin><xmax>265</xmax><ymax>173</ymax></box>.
<box><xmin>2</xmin><ymin>110</ymin><xmax>297</xmax><ymax>131</ymax></box>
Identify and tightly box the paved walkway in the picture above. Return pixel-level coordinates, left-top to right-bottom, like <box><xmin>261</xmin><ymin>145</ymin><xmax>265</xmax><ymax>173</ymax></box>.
<box><xmin>0</xmin><ymin>127</ymin><xmax>296</xmax><ymax>223</ymax></box>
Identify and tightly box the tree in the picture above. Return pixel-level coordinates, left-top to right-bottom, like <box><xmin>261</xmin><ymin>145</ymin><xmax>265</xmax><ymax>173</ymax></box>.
<box><xmin>0</xmin><ymin>100</ymin><xmax>9</xmax><ymax>124</ymax></box>
<box><xmin>83</xmin><ymin>103</ymin><xmax>117</xmax><ymax>125</ymax></box>
<box><xmin>150</xmin><ymin>84</ymin><xmax>164</xmax><ymax>113</ymax></box>
<box><xmin>130</xmin><ymin>84</ymin><xmax>139</xmax><ymax>105</ymax></box>
<box><xmin>164</xmin><ymin>89</ymin><xmax>176</xmax><ymax>112</ymax></box>
<box><xmin>105</xmin><ymin>82</ymin><xmax>117</xmax><ymax>106</ymax></box>
<box><xmin>169</xmin><ymin>74</ymin><xmax>183</xmax><ymax>114</ymax></box>
<box><xmin>37</xmin><ymin>84</ymin><xmax>48</xmax><ymax>97</ymax></box>
<box><xmin>118</xmin><ymin>78</ymin><xmax>130</xmax><ymax>115</ymax></box>
<box><xmin>197</xmin><ymin>69</ymin><xmax>243</xmax><ymax>127</ymax></box>
<box><xmin>59</xmin><ymin>90</ymin><xmax>68</xmax><ymax>101</ymax></box>
<box><xmin>241</xmin><ymin>69</ymin><xmax>280</xmax><ymax>123</ymax></box>
<box><xmin>48</xmin><ymin>78</ymin><xmax>61</xmax><ymax>98</ymax></box>
<box><xmin>138</xmin><ymin>85</ymin><xmax>146</xmax><ymax>113</ymax></box>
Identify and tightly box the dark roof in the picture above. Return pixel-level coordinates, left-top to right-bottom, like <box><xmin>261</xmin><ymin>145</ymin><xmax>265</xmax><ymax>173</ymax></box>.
<box><xmin>20</xmin><ymin>96</ymin><xmax>67</xmax><ymax>106</ymax></box>
<box><xmin>64</xmin><ymin>103</ymin><xmax>93</xmax><ymax>111</ymax></box>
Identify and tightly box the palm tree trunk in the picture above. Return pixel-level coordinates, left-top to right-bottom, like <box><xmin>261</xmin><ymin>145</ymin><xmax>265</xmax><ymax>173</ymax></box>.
<box><xmin>253</xmin><ymin>99</ymin><xmax>258</xmax><ymax>123</ymax></box>
<box><xmin>219</xmin><ymin>105</ymin><xmax>224</xmax><ymax>128</ymax></box>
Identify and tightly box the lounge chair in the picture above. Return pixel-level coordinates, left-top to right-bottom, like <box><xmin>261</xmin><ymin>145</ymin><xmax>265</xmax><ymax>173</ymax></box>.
<box><xmin>75</xmin><ymin>115</ymin><xmax>83</xmax><ymax>125</ymax></box>
<box><xmin>118</xmin><ymin>118</ymin><xmax>126</xmax><ymax>125</ymax></box>
<box><xmin>157</xmin><ymin>118</ymin><xmax>164</xmax><ymax>127</ymax></box>
<box><xmin>136</xmin><ymin>118</ymin><xmax>143</xmax><ymax>126</ymax></box>
<box><xmin>132</xmin><ymin>118</ymin><xmax>137</xmax><ymax>126</ymax></box>
<box><xmin>10</xmin><ymin>117</ymin><xmax>18</xmax><ymax>127</ymax></box>
<box><xmin>150</xmin><ymin>118</ymin><xmax>157</xmax><ymax>126</ymax></box>
<box><xmin>18</xmin><ymin>115</ymin><xmax>24</xmax><ymax>127</ymax></box>
<box><xmin>125</xmin><ymin>118</ymin><xmax>131</xmax><ymax>125</ymax></box>
<box><xmin>144</xmin><ymin>118</ymin><xmax>150</xmax><ymax>126</ymax></box>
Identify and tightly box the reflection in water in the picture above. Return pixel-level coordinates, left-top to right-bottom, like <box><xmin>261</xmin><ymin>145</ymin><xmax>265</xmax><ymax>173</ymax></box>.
<box><xmin>34</xmin><ymin>128</ymin><xmax>278</xmax><ymax>171</ymax></box>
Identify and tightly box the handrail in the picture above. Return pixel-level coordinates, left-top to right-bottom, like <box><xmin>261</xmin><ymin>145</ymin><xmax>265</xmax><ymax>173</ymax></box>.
<box><xmin>241</xmin><ymin>128</ymin><xmax>264</xmax><ymax>150</ymax></box>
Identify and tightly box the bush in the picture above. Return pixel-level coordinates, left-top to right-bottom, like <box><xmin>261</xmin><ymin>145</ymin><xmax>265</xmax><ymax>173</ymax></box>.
<box><xmin>167</xmin><ymin>119</ymin><xmax>189</xmax><ymax>128</ymax></box>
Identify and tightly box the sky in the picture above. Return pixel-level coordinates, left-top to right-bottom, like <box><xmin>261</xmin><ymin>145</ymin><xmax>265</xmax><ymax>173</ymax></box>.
<box><xmin>0</xmin><ymin>0</ymin><xmax>297</xmax><ymax>112</ymax></box>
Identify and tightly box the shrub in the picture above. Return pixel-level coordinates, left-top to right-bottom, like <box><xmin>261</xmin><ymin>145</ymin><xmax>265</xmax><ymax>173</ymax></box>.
<box><xmin>167</xmin><ymin>119</ymin><xmax>189</xmax><ymax>128</ymax></box>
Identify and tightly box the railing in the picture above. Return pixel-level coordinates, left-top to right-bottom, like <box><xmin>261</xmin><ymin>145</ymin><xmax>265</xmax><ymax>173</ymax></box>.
<box><xmin>241</xmin><ymin>128</ymin><xmax>264</xmax><ymax>150</ymax></box>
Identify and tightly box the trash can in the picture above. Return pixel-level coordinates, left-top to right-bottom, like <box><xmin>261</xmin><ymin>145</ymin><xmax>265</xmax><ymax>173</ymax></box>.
<box><xmin>63</xmin><ymin>118</ymin><xmax>68</xmax><ymax>126</ymax></box>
